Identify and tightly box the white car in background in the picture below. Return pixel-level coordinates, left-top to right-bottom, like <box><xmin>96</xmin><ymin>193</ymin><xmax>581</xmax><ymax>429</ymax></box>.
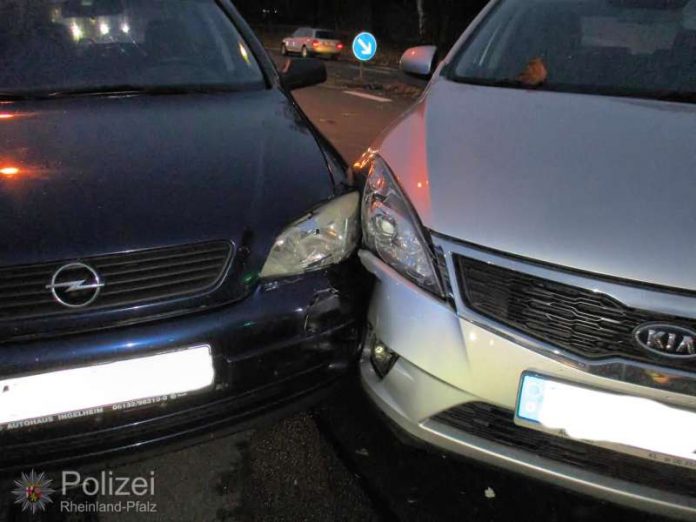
<box><xmin>356</xmin><ymin>0</ymin><xmax>696</xmax><ymax>519</ymax></box>
<box><xmin>281</xmin><ymin>27</ymin><xmax>344</xmax><ymax>59</ymax></box>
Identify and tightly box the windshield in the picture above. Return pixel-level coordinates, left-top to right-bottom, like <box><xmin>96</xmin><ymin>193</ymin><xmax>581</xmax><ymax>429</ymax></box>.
<box><xmin>316</xmin><ymin>31</ymin><xmax>339</xmax><ymax>40</ymax></box>
<box><xmin>0</xmin><ymin>0</ymin><xmax>264</xmax><ymax>96</ymax></box>
<box><xmin>449</xmin><ymin>0</ymin><xmax>696</xmax><ymax>101</ymax></box>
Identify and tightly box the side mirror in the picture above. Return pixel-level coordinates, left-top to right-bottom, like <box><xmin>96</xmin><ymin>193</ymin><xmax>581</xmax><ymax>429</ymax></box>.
<box><xmin>400</xmin><ymin>46</ymin><xmax>438</xmax><ymax>79</ymax></box>
<box><xmin>280</xmin><ymin>58</ymin><xmax>327</xmax><ymax>90</ymax></box>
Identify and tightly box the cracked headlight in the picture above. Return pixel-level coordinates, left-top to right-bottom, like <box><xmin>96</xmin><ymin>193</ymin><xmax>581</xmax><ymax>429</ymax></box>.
<box><xmin>260</xmin><ymin>192</ymin><xmax>360</xmax><ymax>279</ymax></box>
<box><xmin>361</xmin><ymin>156</ymin><xmax>443</xmax><ymax>296</ymax></box>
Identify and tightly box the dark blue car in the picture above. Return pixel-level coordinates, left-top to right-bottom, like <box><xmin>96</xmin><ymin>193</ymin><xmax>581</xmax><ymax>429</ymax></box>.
<box><xmin>0</xmin><ymin>0</ymin><xmax>367</xmax><ymax>469</ymax></box>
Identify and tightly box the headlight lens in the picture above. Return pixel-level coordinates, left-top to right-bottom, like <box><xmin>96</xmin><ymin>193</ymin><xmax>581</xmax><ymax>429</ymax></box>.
<box><xmin>362</xmin><ymin>156</ymin><xmax>442</xmax><ymax>295</ymax></box>
<box><xmin>260</xmin><ymin>192</ymin><xmax>360</xmax><ymax>279</ymax></box>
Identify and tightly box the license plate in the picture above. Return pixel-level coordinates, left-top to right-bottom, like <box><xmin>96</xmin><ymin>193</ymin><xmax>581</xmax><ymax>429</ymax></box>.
<box><xmin>515</xmin><ymin>373</ymin><xmax>696</xmax><ymax>470</ymax></box>
<box><xmin>0</xmin><ymin>345</ymin><xmax>214</xmax><ymax>430</ymax></box>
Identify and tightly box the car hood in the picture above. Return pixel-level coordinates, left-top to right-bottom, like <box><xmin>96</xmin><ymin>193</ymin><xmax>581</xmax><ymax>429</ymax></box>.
<box><xmin>0</xmin><ymin>89</ymin><xmax>335</xmax><ymax>268</ymax></box>
<box><xmin>377</xmin><ymin>80</ymin><xmax>696</xmax><ymax>291</ymax></box>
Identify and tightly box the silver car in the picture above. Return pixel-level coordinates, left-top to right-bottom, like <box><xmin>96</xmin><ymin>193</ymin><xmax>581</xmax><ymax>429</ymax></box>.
<box><xmin>281</xmin><ymin>27</ymin><xmax>344</xmax><ymax>59</ymax></box>
<box><xmin>356</xmin><ymin>0</ymin><xmax>696</xmax><ymax>519</ymax></box>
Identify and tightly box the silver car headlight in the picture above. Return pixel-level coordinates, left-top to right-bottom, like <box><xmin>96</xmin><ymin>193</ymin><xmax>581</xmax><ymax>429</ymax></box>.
<box><xmin>361</xmin><ymin>156</ymin><xmax>443</xmax><ymax>295</ymax></box>
<box><xmin>260</xmin><ymin>192</ymin><xmax>360</xmax><ymax>279</ymax></box>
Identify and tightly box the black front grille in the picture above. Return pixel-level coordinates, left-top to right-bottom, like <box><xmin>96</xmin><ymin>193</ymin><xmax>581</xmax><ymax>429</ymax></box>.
<box><xmin>456</xmin><ymin>255</ymin><xmax>696</xmax><ymax>368</ymax></box>
<box><xmin>434</xmin><ymin>402</ymin><xmax>696</xmax><ymax>498</ymax></box>
<box><xmin>0</xmin><ymin>242</ymin><xmax>232</xmax><ymax>321</ymax></box>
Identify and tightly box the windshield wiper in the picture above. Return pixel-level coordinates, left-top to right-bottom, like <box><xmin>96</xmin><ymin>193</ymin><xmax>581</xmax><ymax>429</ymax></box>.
<box><xmin>0</xmin><ymin>85</ymin><xmax>241</xmax><ymax>101</ymax></box>
<box><xmin>648</xmin><ymin>90</ymin><xmax>696</xmax><ymax>104</ymax></box>
<box><xmin>0</xmin><ymin>91</ymin><xmax>46</xmax><ymax>101</ymax></box>
<box><xmin>449</xmin><ymin>77</ymin><xmax>696</xmax><ymax>105</ymax></box>
<box><xmin>46</xmin><ymin>84</ymin><xmax>243</xmax><ymax>98</ymax></box>
<box><xmin>450</xmin><ymin>76</ymin><xmax>531</xmax><ymax>89</ymax></box>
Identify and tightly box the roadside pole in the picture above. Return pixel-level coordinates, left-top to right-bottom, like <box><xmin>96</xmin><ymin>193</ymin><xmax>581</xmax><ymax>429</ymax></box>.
<box><xmin>352</xmin><ymin>32</ymin><xmax>377</xmax><ymax>84</ymax></box>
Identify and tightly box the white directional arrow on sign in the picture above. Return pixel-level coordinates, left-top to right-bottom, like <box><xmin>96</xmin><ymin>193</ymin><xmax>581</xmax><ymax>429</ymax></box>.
<box><xmin>357</xmin><ymin>38</ymin><xmax>372</xmax><ymax>56</ymax></box>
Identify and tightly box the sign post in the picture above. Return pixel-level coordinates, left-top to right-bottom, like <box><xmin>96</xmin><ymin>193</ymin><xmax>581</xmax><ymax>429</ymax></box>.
<box><xmin>352</xmin><ymin>32</ymin><xmax>378</xmax><ymax>82</ymax></box>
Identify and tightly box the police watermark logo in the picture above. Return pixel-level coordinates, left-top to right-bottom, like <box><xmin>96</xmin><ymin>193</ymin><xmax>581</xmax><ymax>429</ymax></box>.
<box><xmin>12</xmin><ymin>470</ymin><xmax>56</xmax><ymax>514</ymax></box>
<box><xmin>10</xmin><ymin>469</ymin><xmax>158</xmax><ymax>515</ymax></box>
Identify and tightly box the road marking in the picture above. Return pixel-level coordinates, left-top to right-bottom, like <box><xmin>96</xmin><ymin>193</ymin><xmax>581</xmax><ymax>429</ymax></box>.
<box><xmin>343</xmin><ymin>90</ymin><xmax>392</xmax><ymax>103</ymax></box>
<box><xmin>345</xmin><ymin>64</ymin><xmax>394</xmax><ymax>76</ymax></box>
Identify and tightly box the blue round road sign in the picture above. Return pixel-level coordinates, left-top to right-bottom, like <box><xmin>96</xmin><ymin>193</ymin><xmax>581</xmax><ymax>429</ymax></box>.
<box><xmin>352</xmin><ymin>32</ymin><xmax>377</xmax><ymax>62</ymax></box>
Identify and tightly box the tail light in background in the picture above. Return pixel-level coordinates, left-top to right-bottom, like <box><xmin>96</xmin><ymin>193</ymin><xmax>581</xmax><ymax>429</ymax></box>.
<box><xmin>337</xmin><ymin>42</ymin><xmax>344</xmax><ymax>51</ymax></box>
<box><xmin>311</xmin><ymin>39</ymin><xmax>320</xmax><ymax>48</ymax></box>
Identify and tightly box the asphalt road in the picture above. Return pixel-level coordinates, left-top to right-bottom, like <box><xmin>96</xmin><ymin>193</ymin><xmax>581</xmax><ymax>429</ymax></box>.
<box><xmin>294</xmin><ymin>85</ymin><xmax>412</xmax><ymax>164</ymax></box>
<box><xmin>2</xmin><ymin>60</ymin><xmax>676</xmax><ymax>522</ymax></box>
<box><xmin>276</xmin><ymin>50</ymin><xmax>422</xmax><ymax>164</ymax></box>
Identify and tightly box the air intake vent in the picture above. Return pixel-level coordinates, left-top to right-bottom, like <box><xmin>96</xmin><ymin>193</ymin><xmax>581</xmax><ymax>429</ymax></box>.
<box><xmin>434</xmin><ymin>402</ymin><xmax>696</xmax><ymax>498</ymax></box>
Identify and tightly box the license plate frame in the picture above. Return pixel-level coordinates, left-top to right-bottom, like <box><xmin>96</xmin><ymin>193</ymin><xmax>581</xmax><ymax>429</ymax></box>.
<box><xmin>0</xmin><ymin>345</ymin><xmax>215</xmax><ymax>431</ymax></box>
<box><xmin>515</xmin><ymin>372</ymin><xmax>696</xmax><ymax>470</ymax></box>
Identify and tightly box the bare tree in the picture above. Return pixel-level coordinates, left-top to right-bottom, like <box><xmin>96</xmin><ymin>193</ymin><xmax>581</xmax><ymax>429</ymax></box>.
<box><xmin>416</xmin><ymin>0</ymin><xmax>427</xmax><ymax>40</ymax></box>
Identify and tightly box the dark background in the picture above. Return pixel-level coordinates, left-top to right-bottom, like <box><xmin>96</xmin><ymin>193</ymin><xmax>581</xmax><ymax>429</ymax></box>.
<box><xmin>234</xmin><ymin>0</ymin><xmax>490</xmax><ymax>54</ymax></box>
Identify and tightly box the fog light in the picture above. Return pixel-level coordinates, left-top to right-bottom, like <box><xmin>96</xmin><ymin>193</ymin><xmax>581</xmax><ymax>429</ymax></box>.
<box><xmin>368</xmin><ymin>333</ymin><xmax>398</xmax><ymax>378</ymax></box>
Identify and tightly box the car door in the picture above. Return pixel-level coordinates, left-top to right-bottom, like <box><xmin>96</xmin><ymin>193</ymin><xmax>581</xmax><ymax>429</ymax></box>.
<box><xmin>286</xmin><ymin>28</ymin><xmax>298</xmax><ymax>51</ymax></box>
<box><xmin>300</xmin><ymin>28</ymin><xmax>311</xmax><ymax>50</ymax></box>
<box><xmin>293</xmin><ymin>28</ymin><xmax>308</xmax><ymax>51</ymax></box>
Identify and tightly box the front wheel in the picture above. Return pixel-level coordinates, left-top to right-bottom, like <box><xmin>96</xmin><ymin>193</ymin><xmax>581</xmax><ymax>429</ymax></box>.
<box><xmin>281</xmin><ymin>44</ymin><xmax>288</xmax><ymax>56</ymax></box>
<box><xmin>301</xmin><ymin>46</ymin><xmax>309</xmax><ymax>59</ymax></box>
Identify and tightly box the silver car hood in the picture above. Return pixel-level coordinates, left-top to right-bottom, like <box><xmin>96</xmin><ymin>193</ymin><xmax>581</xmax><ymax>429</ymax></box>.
<box><xmin>377</xmin><ymin>79</ymin><xmax>696</xmax><ymax>291</ymax></box>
